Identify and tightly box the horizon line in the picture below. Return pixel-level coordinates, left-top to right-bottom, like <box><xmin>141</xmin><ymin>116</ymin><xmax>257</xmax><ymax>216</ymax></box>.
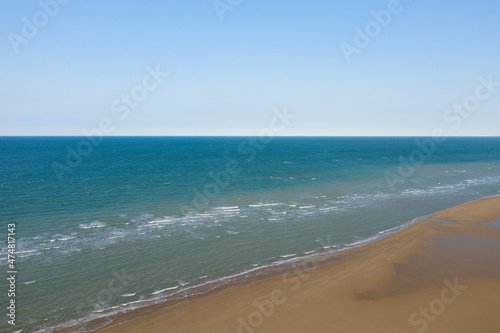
<box><xmin>1</xmin><ymin>135</ymin><xmax>499</xmax><ymax>138</ymax></box>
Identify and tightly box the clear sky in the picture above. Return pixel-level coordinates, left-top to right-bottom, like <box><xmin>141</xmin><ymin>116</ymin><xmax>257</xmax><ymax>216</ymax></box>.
<box><xmin>1</xmin><ymin>0</ymin><xmax>499</xmax><ymax>136</ymax></box>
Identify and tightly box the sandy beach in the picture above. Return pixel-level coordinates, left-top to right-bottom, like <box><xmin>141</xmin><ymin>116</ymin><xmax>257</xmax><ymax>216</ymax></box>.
<box><xmin>96</xmin><ymin>196</ymin><xmax>500</xmax><ymax>333</ymax></box>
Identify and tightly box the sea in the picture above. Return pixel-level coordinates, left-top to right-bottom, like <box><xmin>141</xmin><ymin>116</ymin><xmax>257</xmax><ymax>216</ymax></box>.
<box><xmin>1</xmin><ymin>136</ymin><xmax>499</xmax><ymax>332</ymax></box>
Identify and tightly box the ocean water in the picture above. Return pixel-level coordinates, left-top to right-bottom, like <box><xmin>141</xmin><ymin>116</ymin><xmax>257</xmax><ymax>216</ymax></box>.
<box><xmin>1</xmin><ymin>136</ymin><xmax>499</xmax><ymax>332</ymax></box>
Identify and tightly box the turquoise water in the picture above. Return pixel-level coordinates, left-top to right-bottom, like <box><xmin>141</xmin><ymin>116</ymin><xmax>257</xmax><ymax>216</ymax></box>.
<box><xmin>1</xmin><ymin>137</ymin><xmax>500</xmax><ymax>332</ymax></box>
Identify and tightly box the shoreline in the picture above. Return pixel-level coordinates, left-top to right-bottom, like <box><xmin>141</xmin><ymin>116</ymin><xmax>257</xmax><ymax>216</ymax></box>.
<box><xmin>57</xmin><ymin>196</ymin><xmax>500</xmax><ymax>332</ymax></box>
<box><xmin>47</xmin><ymin>205</ymin><xmax>422</xmax><ymax>332</ymax></box>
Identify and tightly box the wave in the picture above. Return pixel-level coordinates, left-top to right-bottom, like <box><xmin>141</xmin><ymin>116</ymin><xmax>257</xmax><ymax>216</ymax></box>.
<box><xmin>152</xmin><ymin>286</ymin><xmax>179</xmax><ymax>295</ymax></box>
<box><xmin>79</xmin><ymin>221</ymin><xmax>106</xmax><ymax>229</ymax></box>
<box><xmin>249</xmin><ymin>203</ymin><xmax>283</xmax><ymax>207</ymax></box>
<box><xmin>21</xmin><ymin>280</ymin><xmax>36</xmax><ymax>285</ymax></box>
<box><xmin>49</xmin><ymin>236</ymin><xmax>77</xmax><ymax>242</ymax></box>
<box><xmin>17</xmin><ymin>252</ymin><xmax>42</xmax><ymax>259</ymax></box>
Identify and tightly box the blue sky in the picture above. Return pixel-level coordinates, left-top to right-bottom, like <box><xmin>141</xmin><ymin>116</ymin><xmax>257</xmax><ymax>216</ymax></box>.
<box><xmin>1</xmin><ymin>0</ymin><xmax>499</xmax><ymax>136</ymax></box>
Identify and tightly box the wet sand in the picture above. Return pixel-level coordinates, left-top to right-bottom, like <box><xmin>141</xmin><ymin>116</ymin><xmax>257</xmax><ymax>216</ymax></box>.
<box><xmin>97</xmin><ymin>196</ymin><xmax>500</xmax><ymax>333</ymax></box>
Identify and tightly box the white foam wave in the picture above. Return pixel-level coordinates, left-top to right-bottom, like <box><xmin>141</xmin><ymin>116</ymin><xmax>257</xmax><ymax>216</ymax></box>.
<box><xmin>17</xmin><ymin>250</ymin><xmax>38</xmax><ymax>254</ymax></box>
<box><xmin>57</xmin><ymin>236</ymin><xmax>76</xmax><ymax>241</ymax></box>
<box><xmin>79</xmin><ymin>221</ymin><xmax>106</xmax><ymax>229</ymax></box>
<box><xmin>152</xmin><ymin>286</ymin><xmax>179</xmax><ymax>295</ymax></box>
<box><xmin>17</xmin><ymin>252</ymin><xmax>42</xmax><ymax>258</ymax></box>
<box><xmin>21</xmin><ymin>280</ymin><xmax>36</xmax><ymax>285</ymax></box>
<box><xmin>108</xmin><ymin>235</ymin><xmax>127</xmax><ymax>239</ymax></box>
<box><xmin>318</xmin><ymin>206</ymin><xmax>338</xmax><ymax>212</ymax></box>
<box><xmin>249</xmin><ymin>203</ymin><xmax>282</xmax><ymax>207</ymax></box>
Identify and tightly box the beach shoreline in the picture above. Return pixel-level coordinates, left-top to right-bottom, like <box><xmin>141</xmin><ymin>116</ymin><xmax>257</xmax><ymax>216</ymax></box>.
<box><xmin>86</xmin><ymin>196</ymin><xmax>500</xmax><ymax>333</ymax></box>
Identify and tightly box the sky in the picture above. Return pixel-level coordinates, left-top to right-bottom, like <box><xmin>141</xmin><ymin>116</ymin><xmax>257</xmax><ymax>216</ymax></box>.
<box><xmin>0</xmin><ymin>0</ymin><xmax>499</xmax><ymax>136</ymax></box>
